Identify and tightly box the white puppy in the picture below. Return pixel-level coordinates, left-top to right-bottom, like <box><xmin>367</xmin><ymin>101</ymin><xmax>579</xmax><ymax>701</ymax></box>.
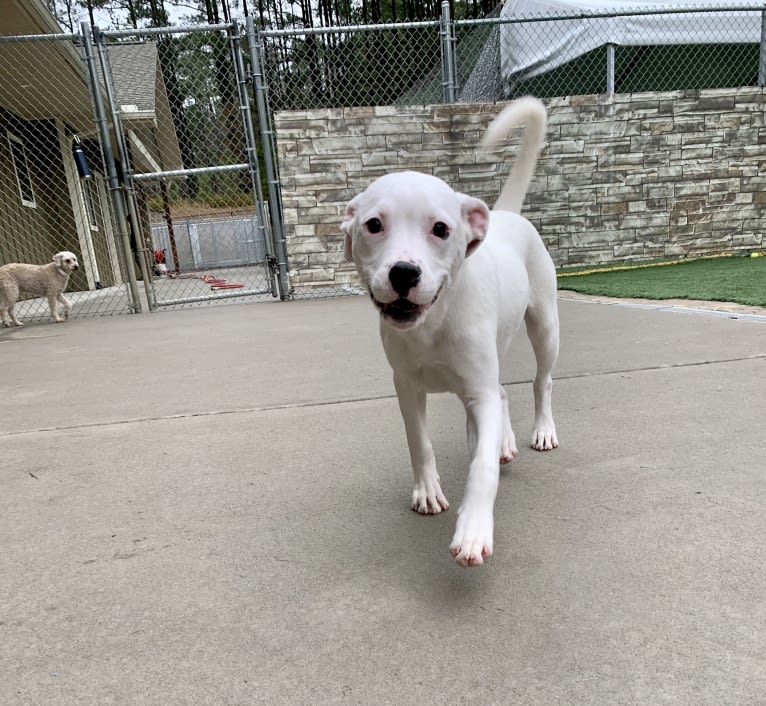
<box><xmin>341</xmin><ymin>98</ymin><xmax>558</xmax><ymax>567</ymax></box>
<box><xmin>0</xmin><ymin>251</ymin><xmax>79</xmax><ymax>326</ymax></box>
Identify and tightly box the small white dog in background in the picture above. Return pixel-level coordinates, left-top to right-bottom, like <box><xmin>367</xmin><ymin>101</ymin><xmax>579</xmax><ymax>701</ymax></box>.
<box><xmin>0</xmin><ymin>251</ymin><xmax>79</xmax><ymax>326</ymax></box>
<box><xmin>341</xmin><ymin>97</ymin><xmax>559</xmax><ymax>568</ymax></box>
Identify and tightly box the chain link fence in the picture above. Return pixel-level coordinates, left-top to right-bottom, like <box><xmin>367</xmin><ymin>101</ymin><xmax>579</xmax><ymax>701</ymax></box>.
<box><xmin>3</xmin><ymin>3</ymin><xmax>766</xmax><ymax>319</ymax></box>
<box><xmin>0</xmin><ymin>32</ymin><xmax>134</xmax><ymax>323</ymax></box>
<box><xmin>0</xmin><ymin>19</ymin><xmax>291</xmax><ymax>323</ymax></box>
<box><xmin>261</xmin><ymin>3</ymin><xmax>766</xmax><ymax>109</ymax></box>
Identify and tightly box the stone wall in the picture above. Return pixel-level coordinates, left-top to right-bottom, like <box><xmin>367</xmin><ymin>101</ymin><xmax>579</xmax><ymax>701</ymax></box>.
<box><xmin>275</xmin><ymin>89</ymin><xmax>766</xmax><ymax>289</ymax></box>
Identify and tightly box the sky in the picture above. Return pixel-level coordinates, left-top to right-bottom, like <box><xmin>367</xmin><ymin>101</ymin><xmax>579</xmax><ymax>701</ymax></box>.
<box><xmin>90</xmin><ymin>4</ymin><xmax>196</xmax><ymax>30</ymax></box>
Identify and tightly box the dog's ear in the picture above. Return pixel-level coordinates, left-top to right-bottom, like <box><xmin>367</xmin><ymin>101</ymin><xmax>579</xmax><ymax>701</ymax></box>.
<box><xmin>53</xmin><ymin>252</ymin><xmax>63</xmax><ymax>266</ymax></box>
<box><xmin>341</xmin><ymin>195</ymin><xmax>361</xmax><ymax>261</ymax></box>
<box><xmin>460</xmin><ymin>196</ymin><xmax>490</xmax><ymax>258</ymax></box>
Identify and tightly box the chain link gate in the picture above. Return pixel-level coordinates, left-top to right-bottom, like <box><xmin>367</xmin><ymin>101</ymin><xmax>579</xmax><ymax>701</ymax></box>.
<box><xmin>92</xmin><ymin>21</ymin><xmax>288</xmax><ymax>310</ymax></box>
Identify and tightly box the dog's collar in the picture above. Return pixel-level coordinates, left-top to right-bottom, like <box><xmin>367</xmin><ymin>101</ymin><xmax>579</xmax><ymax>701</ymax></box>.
<box><xmin>55</xmin><ymin>265</ymin><xmax>69</xmax><ymax>278</ymax></box>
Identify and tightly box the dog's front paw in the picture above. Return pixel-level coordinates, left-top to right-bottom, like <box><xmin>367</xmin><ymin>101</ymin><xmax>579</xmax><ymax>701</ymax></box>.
<box><xmin>53</xmin><ymin>317</ymin><xmax>64</xmax><ymax>323</ymax></box>
<box><xmin>411</xmin><ymin>477</ymin><xmax>449</xmax><ymax>515</ymax></box>
<box><xmin>531</xmin><ymin>420</ymin><xmax>558</xmax><ymax>451</ymax></box>
<box><xmin>500</xmin><ymin>429</ymin><xmax>518</xmax><ymax>464</ymax></box>
<box><xmin>449</xmin><ymin>507</ymin><xmax>493</xmax><ymax>567</ymax></box>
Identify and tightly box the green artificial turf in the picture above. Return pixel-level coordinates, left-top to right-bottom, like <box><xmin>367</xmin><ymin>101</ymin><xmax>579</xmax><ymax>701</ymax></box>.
<box><xmin>558</xmin><ymin>256</ymin><xmax>766</xmax><ymax>307</ymax></box>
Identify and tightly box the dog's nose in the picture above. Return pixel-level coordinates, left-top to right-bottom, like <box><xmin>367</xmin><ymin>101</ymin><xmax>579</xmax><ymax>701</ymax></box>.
<box><xmin>73</xmin><ymin>264</ymin><xmax>79</xmax><ymax>270</ymax></box>
<box><xmin>389</xmin><ymin>261</ymin><xmax>421</xmax><ymax>296</ymax></box>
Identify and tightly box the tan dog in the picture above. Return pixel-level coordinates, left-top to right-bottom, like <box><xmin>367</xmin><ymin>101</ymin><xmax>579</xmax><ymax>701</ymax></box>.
<box><xmin>0</xmin><ymin>251</ymin><xmax>79</xmax><ymax>326</ymax></box>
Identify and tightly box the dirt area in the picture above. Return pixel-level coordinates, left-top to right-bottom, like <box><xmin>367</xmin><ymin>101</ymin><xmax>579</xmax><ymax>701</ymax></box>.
<box><xmin>559</xmin><ymin>290</ymin><xmax>766</xmax><ymax>317</ymax></box>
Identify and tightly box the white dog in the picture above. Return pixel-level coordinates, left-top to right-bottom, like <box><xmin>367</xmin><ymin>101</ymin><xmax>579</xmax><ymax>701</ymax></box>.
<box><xmin>0</xmin><ymin>251</ymin><xmax>79</xmax><ymax>326</ymax></box>
<box><xmin>341</xmin><ymin>98</ymin><xmax>558</xmax><ymax>567</ymax></box>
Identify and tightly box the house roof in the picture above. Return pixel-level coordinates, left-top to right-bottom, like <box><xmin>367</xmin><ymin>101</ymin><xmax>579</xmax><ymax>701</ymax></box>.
<box><xmin>0</xmin><ymin>0</ymin><xmax>183</xmax><ymax>174</ymax></box>
<box><xmin>0</xmin><ymin>0</ymin><xmax>95</xmax><ymax>132</ymax></box>
<box><xmin>108</xmin><ymin>42</ymin><xmax>159</xmax><ymax>114</ymax></box>
<box><xmin>105</xmin><ymin>42</ymin><xmax>183</xmax><ymax>172</ymax></box>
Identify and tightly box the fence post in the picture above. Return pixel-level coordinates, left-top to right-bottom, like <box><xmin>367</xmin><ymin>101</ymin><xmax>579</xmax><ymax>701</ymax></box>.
<box><xmin>80</xmin><ymin>22</ymin><xmax>143</xmax><ymax>314</ymax></box>
<box><xmin>606</xmin><ymin>43</ymin><xmax>616</xmax><ymax>96</ymax></box>
<box><xmin>229</xmin><ymin>21</ymin><xmax>283</xmax><ymax>299</ymax></box>
<box><xmin>759</xmin><ymin>10</ymin><xmax>766</xmax><ymax>87</ymax></box>
<box><xmin>94</xmin><ymin>26</ymin><xmax>157</xmax><ymax>310</ymax></box>
<box><xmin>245</xmin><ymin>16</ymin><xmax>291</xmax><ymax>300</ymax></box>
<box><xmin>440</xmin><ymin>1</ymin><xmax>457</xmax><ymax>103</ymax></box>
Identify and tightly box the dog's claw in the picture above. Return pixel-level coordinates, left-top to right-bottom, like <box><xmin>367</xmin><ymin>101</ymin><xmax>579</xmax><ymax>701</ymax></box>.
<box><xmin>449</xmin><ymin>509</ymin><xmax>493</xmax><ymax>567</ymax></box>
<box><xmin>499</xmin><ymin>448</ymin><xmax>517</xmax><ymax>464</ymax></box>
<box><xmin>450</xmin><ymin>541</ymin><xmax>492</xmax><ymax>567</ymax></box>
<box><xmin>411</xmin><ymin>490</ymin><xmax>449</xmax><ymax>515</ymax></box>
<box><xmin>531</xmin><ymin>420</ymin><xmax>558</xmax><ymax>451</ymax></box>
<box><xmin>531</xmin><ymin>430</ymin><xmax>558</xmax><ymax>451</ymax></box>
<box><xmin>411</xmin><ymin>479</ymin><xmax>449</xmax><ymax>515</ymax></box>
<box><xmin>500</xmin><ymin>433</ymin><xmax>518</xmax><ymax>464</ymax></box>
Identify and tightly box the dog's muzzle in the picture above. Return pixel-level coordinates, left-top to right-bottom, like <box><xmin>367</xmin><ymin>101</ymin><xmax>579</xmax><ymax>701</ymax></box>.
<box><xmin>372</xmin><ymin>285</ymin><xmax>444</xmax><ymax>329</ymax></box>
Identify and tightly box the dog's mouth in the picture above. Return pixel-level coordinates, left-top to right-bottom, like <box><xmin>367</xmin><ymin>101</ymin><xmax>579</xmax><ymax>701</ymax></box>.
<box><xmin>372</xmin><ymin>286</ymin><xmax>443</xmax><ymax>329</ymax></box>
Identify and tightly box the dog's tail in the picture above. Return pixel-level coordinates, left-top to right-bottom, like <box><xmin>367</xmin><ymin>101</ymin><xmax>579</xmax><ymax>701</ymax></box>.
<box><xmin>480</xmin><ymin>97</ymin><xmax>547</xmax><ymax>215</ymax></box>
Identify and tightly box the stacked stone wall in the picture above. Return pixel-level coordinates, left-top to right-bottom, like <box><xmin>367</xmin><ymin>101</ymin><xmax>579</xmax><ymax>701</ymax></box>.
<box><xmin>275</xmin><ymin>89</ymin><xmax>766</xmax><ymax>288</ymax></box>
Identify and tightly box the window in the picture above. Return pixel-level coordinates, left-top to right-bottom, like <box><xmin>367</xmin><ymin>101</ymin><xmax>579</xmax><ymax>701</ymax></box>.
<box><xmin>7</xmin><ymin>131</ymin><xmax>36</xmax><ymax>208</ymax></box>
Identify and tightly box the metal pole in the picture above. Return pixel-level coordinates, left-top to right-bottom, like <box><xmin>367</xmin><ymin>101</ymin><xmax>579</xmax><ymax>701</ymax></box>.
<box><xmin>440</xmin><ymin>1</ymin><xmax>456</xmax><ymax>103</ymax></box>
<box><xmin>94</xmin><ymin>26</ymin><xmax>157</xmax><ymax>309</ymax></box>
<box><xmin>759</xmin><ymin>9</ymin><xmax>766</xmax><ymax>87</ymax></box>
<box><xmin>229</xmin><ymin>21</ymin><xmax>284</xmax><ymax>299</ymax></box>
<box><xmin>133</xmin><ymin>163</ymin><xmax>250</xmax><ymax>181</ymax></box>
<box><xmin>606</xmin><ymin>43</ymin><xmax>616</xmax><ymax>96</ymax></box>
<box><xmin>450</xmin><ymin>8</ymin><xmax>459</xmax><ymax>101</ymax></box>
<box><xmin>160</xmin><ymin>180</ymin><xmax>180</xmax><ymax>274</ymax></box>
<box><xmin>81</xmin><ymin>22</ymin><xmax>142</xmax><ymax>313</ymax></box>
<box><xmin>246</xmin><ymin>16</ymin><xmax>291</xmax><ymax>299</ymax></box>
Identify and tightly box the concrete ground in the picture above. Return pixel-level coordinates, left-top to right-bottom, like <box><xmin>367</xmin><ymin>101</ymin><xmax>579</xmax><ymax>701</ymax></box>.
<box><xmin>1</xmin><ymin>295</ymin><xmax>765</xmax><ymax>705</ymax></box>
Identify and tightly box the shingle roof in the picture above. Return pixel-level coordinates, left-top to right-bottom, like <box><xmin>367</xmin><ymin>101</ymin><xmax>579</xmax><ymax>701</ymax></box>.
<box><xmin>107</xmin><ymin>42</ymin><xmax>158</xmax><ymax>113</ymax></box>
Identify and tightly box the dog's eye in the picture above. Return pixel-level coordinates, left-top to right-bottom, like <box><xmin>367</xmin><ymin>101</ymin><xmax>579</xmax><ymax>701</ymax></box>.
<box><xmin>365</xmin><ymin>218</ymin><xmax>383</xmax><ymax>234</ymax></box>
<box><xmin>432</xmin><ymin>222</ymin><xmax>449</xmax><ymax>239</ymax></box>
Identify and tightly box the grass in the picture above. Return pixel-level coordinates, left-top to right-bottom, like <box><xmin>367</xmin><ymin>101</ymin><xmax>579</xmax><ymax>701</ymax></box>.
<box><xmin>558</xmin><ymin>255</ymin><xmax>766</xmax><ymax>307</ymax></box>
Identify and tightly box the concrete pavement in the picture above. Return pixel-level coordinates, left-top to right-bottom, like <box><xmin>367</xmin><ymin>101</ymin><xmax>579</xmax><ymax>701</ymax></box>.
<box><xmin>1</xmin><ymin>296</ymin><xmax>765</xmax><ymax>705</ymax></box>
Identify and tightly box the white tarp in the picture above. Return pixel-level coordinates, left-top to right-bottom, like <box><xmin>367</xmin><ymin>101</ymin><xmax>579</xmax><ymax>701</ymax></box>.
<box><xmin>500</xmin><ymin>0</ymin><xmax>763</xmax><ymax>82</ymax></box>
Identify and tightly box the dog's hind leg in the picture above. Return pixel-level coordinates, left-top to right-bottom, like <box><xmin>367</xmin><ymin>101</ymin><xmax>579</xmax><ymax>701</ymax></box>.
<box><xmin>7</xmin><ymin>300</ymin><xmax>23</xmax><ymax>327</ymax></box>
<box><xmin>1</xmin><ymin>283</ymin><xmax>22</xmax><ymax>326</ymax></box>
<box><xmin>58</xmin><ymin>293</ymin><xmax>73</xmax><ymax>320</ymax></box>
<box><xmin>394</xmin><ymin>374</ymin><xmax>449</xmax><ymax>515</ymax></box>
<box><xmin>525</xmin><ymin>302</ymin><xmax>559</xmax><ymax>450</ymax></box>
<box><xmin>499</xmin><ymin>386</ymin><xmax>518</xmax><ymax>464</ymax></box>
